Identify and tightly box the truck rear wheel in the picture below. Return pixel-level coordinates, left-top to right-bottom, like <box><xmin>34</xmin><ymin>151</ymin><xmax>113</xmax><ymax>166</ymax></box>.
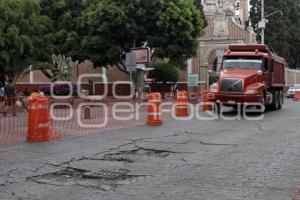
<box><xmin>278</xmin><ymin>90</ymin><xmax>284</xmax><ymax>110</ymax></box>
<box><xmin>269</xmin><ymin>91</ymin><xmax>279</xmax><ymax>110</ymax></box>
<box><xmin>270</xmin><ymin>90</ymin><xmax>279</xmax><ymax>110</ymax></box>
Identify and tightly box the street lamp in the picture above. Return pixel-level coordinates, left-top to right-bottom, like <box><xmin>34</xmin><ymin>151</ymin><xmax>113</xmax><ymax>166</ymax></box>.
<box><xmin>258</xmin><ymin>0</ymin><xmax>283</xmax><ymax>44</ymax></box>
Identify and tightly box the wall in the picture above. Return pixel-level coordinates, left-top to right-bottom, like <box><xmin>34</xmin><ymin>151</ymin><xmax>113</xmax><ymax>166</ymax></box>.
<box><xmin>15</xmin><ymin>83</ymin><xmax>188</xmax><ymax>98</ymax></box>
<box><xmin>286</xmin><ymin>69</ymin><xmax>300</xmax><ymax>86</ymax></box>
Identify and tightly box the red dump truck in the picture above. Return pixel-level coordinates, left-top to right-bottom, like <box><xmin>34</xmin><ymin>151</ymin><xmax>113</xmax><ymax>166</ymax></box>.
<box><xmin>208</xmin><ymin>44</ymin><xmax>285</xmax><ymax>111</ymax></box>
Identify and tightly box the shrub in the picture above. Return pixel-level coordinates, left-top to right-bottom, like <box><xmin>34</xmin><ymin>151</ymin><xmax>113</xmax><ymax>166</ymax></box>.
<box><xmin>150</xmin><ymin>63</ymin><xmax>179</xmax><ymax>84</ymax></box>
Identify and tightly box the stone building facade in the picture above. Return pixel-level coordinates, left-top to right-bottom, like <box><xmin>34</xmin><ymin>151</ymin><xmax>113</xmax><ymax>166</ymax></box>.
<box><xmin>191</xmin><ymin>0</ymin><xmax>256</xmax><ymax>89</ymax></box>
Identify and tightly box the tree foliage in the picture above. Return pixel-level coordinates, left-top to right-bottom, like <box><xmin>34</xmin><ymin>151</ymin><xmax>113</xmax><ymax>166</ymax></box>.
<box><xmin>78</xmin><ymin>0</ymin><xmax>205</xmax><ymax>72</ymax></box>
<box><xmin>150</xmin><ymin>63</ymin><xmax>179</xmax><ymax>84</ymax></box>
<box><xmin>40</xmin><ymin>0</ymin><xmax>86</xmax><ymax>56</ymax></box>
<box><xmin>0</xmin><ymin>0</ymin><xmax>54</xmax><ymax>83</ymax></box>
<box><xmin>0</xmin><ymin>0</ymin><xmax>205</xmax><ymax>81</ymax></box>
<box><xmin>250</xmin><ymin>0</ymin><xmax>300</xmax><ymax>68</ymax></box>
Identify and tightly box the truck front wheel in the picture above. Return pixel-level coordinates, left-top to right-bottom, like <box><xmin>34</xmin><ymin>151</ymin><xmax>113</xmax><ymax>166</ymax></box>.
<box><xmin>260</xmin><ymin>92</ymin><xmax>266</xmax><ymax>112</ymax></box>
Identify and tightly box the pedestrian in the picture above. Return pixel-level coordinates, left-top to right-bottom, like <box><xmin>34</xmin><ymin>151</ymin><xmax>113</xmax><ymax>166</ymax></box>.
<box><xmin>23</xmin><ymin>89</ymin><xmax>30</xmax><ymax>97</ymax></box>
<box><xmin>0</xmin><ymin>83</ymin><xmax>4</xmax><ymax>114</ymax></box>
<box><xmin>174</xmin><ymin>83</ymin><xmax>179</xmax><ymax>94</ymax></box>
<box><xmin>171</xmin><ymin>82</ymin><xmax>179</xmax><ymax>97</ymax></box>
<box><xmin>170</xmin><ymin>84</ymin><xmax>175</xmax><ymax>96</ymax></box>
<box><xmin>4</xmin><ymin>79</ymin><xmax>17</xmax><ymax>116</ymax></box>
<box><xmin>0</xmin><ymin>83</ymin><xmax>4</xmax><ymax>97</ymax></box>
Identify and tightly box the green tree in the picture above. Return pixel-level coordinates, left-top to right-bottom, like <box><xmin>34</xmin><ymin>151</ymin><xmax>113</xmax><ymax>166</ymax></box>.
<box><xmin>0</xmin><ymin>0</ymin><xmax>54</xmax><ymax>83</ymax></box>
<box><xmin>250</xmin><ymin>0</ymin><xmax>300</xmax><ymax>68</ymax></box>
<box><xmin>40</xmin><ymin>0</ymin><xmax>86</xmax><ymax>56</ymax></box>
<box><xmin>150</xmin><ymin>63</ymin><xmax>179</xmax><ymax>84</ymax></box>
<box><xmin>77</xmin><ymin>0</ymin><xmax>205</xmax><ymax>73</ymax></box>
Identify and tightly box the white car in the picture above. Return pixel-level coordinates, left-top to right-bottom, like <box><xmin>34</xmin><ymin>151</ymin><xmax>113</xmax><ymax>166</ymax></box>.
<box><xmin>287</xmin><ymin>84</ymin><xmax>300</xmax><ymax>98</ymax></box>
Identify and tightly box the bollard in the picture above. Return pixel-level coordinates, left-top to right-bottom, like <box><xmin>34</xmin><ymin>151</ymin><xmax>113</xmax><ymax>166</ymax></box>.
<box><xmin>202</xmin><ymin>90</ymin><xmax>213</xmax><ymax>111</ymax></box>
<box><xmin>176</xmin><ymin>91</ymin><xmax>189</xmax><ymax>117</ymax></box>
<box><xmin>27</xmin><ymin>94</ymin><xmax>56</xmax><ymax>142</ymax></box>
<box><xmin>147</xmin><ymin>93</ymin><xmax>163</xmax><ymax>126</ymax></box>
<box><xmin>294</xmin><ymin>91</ymin><xmax>300</xmax><ymax>101</ymax></box>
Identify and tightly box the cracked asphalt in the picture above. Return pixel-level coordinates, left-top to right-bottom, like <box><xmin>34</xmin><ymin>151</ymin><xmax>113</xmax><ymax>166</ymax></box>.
<box><xmin>0</xmin><ymin>99</ymin><xmax>299</xmax><ymax>200</ymax></box>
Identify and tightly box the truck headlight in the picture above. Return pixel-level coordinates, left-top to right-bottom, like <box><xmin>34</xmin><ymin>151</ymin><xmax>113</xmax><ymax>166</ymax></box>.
<box><xmin>245</xmin><ymin>89</ymin><xmax>259</xmax><ymax>94</ymax></box>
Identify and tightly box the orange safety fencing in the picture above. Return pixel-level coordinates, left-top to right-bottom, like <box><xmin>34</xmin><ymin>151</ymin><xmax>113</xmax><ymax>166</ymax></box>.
<box><xmin>294</xmin><ymin>91</ymin><xmax>300</xmax><ymax>101</ymax></box>
<box><xmin>0</xmin><ymin>96</ymin><xmax>174</xmax><ymax>145</ymax></box>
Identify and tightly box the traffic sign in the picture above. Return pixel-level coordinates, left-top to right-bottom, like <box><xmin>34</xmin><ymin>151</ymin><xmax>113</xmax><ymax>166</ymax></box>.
<box><xmin>131</xmin><ymin>47</ymin><xmax>151</xmax><ymax>64</ymax></box>
<box><xmin>188</xmin><ymin>74</ymin><xmax>199</xmax><ymax>86</ymax></box>
<box><xmin>126</xmin><ymin>52</ymin><xmax>137</xmax><ymax>72</ymax></box>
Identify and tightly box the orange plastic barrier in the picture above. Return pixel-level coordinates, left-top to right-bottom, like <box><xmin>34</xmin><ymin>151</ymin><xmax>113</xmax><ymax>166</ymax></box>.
<box><xmin>202</xmin><ymin>90</ymin><xmax>213</xmax><ymax>111</ymax></box>
<box><xmin>176</xmin><ymin>91</ymin><xmax>189</xmax><ymax>117</ymax></box>
<box><xmin>147</xmin><ymin>93</ymin><xmax>163</xmax><ymax>126</ymax></box>
<box><xmin>27</xmin><ymin>94</ymin><xmax>56</xmax><ymax>142</ymax></box>
<box><xmin>294</xmin><ymin>91</ymin><xmax>300</xmax><ymax>101</ymax></box>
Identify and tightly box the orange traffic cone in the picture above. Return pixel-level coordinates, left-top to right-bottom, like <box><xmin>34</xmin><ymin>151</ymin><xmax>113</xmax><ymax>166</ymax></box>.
<box><xmin>202</xmin><ymin>90</ymin><xmax>213</xmax><ymax>111</ymax></box>
<box><xmin>147</xmin><ymin>93</ymin><xmax>163</xmax><ymax>126</ymax></box>
<box><xmin>176</xmin><ymin>91</ymin><xmax>189</xmax><ymax>117</ymax></box>
<box><xmin>294</xmin><ymin>91</ymin><xmax>300</xmax><ymax>101</ymax></box>
<box><xmin>27</xmin><ymin>94</ymin><xmax>57</xmax><ymax>142</ymax></box>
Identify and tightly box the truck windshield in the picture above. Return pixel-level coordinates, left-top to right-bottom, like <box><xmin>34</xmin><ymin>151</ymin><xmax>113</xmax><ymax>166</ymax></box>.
<box><xmin>222</xmin><ymin>58</ymin><xmax>262</xmax><ymax>70</ymax></box>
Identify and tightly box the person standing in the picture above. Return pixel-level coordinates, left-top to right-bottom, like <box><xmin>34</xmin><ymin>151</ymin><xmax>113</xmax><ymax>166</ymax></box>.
<box><xmin>0</xmin><ymin>83</ymin><xmax>4</xmax><ymax>114</ymax></box>
<box><xmin>0</xmin><ymin>83</ymin><xmax>4</xmax><ymax>97</ymax></box>
<box><xmin>174</xmin><ymin>83</ymin><xmax>179</xmax><ymax>94</ymax></box>
<box><xmin>4</xmin><ymin>79</ymin><xmax>17</xmax><ymax>116</ymax></box>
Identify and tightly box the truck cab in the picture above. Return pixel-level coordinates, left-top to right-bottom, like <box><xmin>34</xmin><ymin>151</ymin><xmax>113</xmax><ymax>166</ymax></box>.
<box><xmin>208</xmin><ymin>44</ymin><xmax>285</xmax><ymax>111</ymax></box>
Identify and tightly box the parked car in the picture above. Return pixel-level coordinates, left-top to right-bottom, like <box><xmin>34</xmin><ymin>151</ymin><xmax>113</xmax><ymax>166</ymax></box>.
<box><xmin>287</xmin><ymin>84</ymin><xmax>300</xmax><ymax>98</ymax></box>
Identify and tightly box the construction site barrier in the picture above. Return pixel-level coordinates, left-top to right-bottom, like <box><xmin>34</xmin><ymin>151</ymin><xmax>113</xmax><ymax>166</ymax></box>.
<box><xmin>147</xmin><ymin>93</ymin><xmax>163</xmax><ymax>126</ymax></box>
<box><xmin>202</xmin><ymin>90</ymin><xmax>213</xmax><ymax>111</ymax></box>
<box><xmin>176</xmin><ymin>91</ymin><xmax>189</xmax><ymax>117</ymax></box>
<box><xmin>27</xmin><ymin>94</ymin><xmax>56</xmax><ymax>142</ymax></box>
<box><xmin>294</xmin><ymin>91</ymin><xmax>300</xmax><ymax>101</ymax></box>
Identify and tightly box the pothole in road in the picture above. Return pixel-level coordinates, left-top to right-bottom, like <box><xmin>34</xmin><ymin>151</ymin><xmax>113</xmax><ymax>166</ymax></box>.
<box><xmin>103</xmin><ymin>148</ymin><xmax>172</xmax><ymax>162</ymax></box>
<box><xmin>28</xmin><ymin>167</ymin><xmax>146</xmax><ymax>190</ymax></box>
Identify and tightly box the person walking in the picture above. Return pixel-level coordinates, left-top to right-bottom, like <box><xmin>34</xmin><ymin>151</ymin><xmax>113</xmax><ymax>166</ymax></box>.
<box><xmin>0</xmin><ymin>83</ymin><xmax>4</xmax><ymax>97</ymax></box>
<box><xmin>0</xmin><ymin>83</ymin><xmax>4</xmax><ymax>115</ymax></box>
<box><xmin>4</xmin><ymin>79</ymin><xmax>17</xmax><ymax>116</ymax></box>
<box><xmin>171</xmin><ymin>82</ymin><xmax>179</xmax><ymax>97</ymax></box>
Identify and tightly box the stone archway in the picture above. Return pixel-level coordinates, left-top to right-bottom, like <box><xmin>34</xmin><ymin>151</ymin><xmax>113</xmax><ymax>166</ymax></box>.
<box><xmin>204</xmin><ymin>46</ymin><xmax>227</xmax><ymax>70</ymax></box>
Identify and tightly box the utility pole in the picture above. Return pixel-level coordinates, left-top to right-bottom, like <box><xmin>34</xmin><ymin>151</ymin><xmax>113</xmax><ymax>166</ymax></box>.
<box><xmin>261</xmin><ymin>0</ymin><xmax>265</xmax><ymax>44</ymax></box>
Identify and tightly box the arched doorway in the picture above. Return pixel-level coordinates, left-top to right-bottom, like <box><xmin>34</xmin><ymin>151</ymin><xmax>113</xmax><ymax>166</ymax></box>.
<box><xmin>207</xmin><ymin>47</ymin><xmax>226</xmax><ymax>71</ymax></box>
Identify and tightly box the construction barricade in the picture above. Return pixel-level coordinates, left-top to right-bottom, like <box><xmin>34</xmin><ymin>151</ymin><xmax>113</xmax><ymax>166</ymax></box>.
<box><xmin>147</xmin><ymin>93</ymin><xmax>163</xmax><ymax>126</ymax></box>
<box><xmin>27</xmin><ymin>94</ymin><xmax>56</xmax><ymax>142</ymax></box>
<box><xmin>176</xmin><ymin>91</ymin><xmax>189</xmax><ymax>117</ymax></box>
<box><xmin>202</xmin><ymin>90</ymin><xmax>213</xmax><ymax>111</ymax></box>
<box><xmin>294</xmin><ymin>91</ymin><xmax>300</xmax><ymax>101</ymax></box>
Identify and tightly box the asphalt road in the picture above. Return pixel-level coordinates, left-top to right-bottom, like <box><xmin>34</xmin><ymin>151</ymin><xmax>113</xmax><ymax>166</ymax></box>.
<box><xmin>0</xmin><ymin>99</ymin><xmax>299</xmax><ymax>200</ymax></box>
